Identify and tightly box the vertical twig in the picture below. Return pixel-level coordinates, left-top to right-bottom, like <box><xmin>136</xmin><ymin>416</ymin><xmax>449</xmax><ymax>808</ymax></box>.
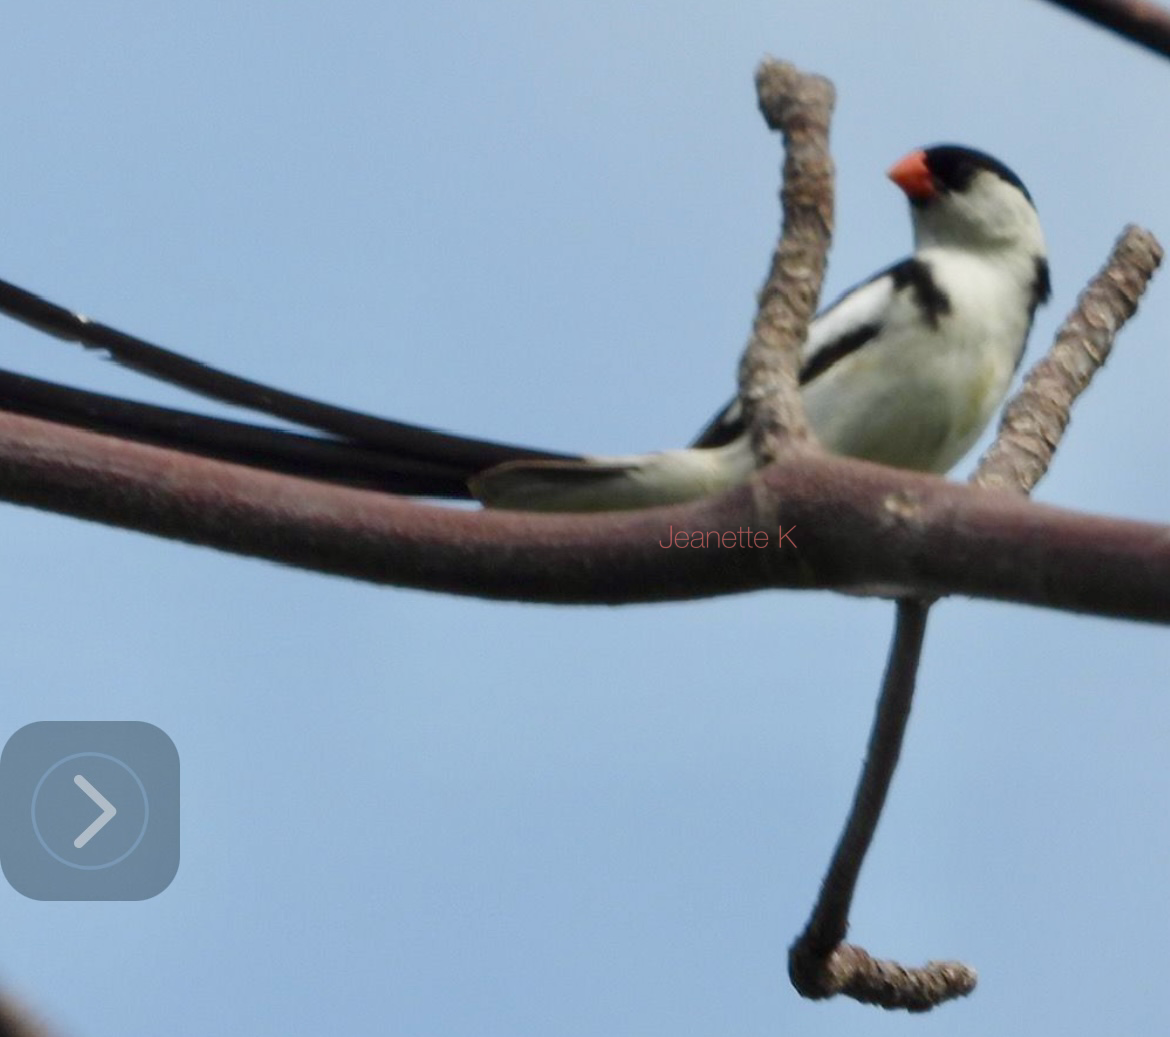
<box><xmin>738</xmin><ymin>60</ymin><xmax>835</xmax><ymax>463</ymax></box>
<box><xmin>788</xmin><ymin>600</ymin><xmax>977</xmax><ymax>1011</ymax></box>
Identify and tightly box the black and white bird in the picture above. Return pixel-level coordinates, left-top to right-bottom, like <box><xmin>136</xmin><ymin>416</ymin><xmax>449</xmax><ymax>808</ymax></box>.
<box><xmin>0</xmin><ymin>144</ymin><xmax>1049</xmax><ymax>512</ymax></box>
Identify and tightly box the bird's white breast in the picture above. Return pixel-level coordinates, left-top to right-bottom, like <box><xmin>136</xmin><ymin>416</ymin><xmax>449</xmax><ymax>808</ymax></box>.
<box><xmin>802</xmin><ymin>247</ymin><xmax>1034</xmax><ymax>473</ymax></box>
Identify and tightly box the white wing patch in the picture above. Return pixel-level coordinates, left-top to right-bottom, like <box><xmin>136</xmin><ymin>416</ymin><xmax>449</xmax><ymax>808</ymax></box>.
<box><xmin>691</xmin><ymin>267</ymin><xmax>903</xmax><ymax>448</ymax></box>
<box><xmin>802</xmin><ymin>271</ymin><xmax>896</xmax><ymax>371</ymax></box>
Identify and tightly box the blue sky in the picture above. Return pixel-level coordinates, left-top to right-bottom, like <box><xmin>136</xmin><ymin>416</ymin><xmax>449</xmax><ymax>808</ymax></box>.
<box><xmin>0</xmin><ymin>2</ymin><xmax>1168</xmax><ymax>1035</ymax></box>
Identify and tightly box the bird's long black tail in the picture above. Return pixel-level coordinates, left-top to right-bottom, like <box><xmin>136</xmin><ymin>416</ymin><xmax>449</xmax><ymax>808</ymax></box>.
<box><xmin>0</xmin><ymin>277</ymin><xmax>576</xmax><ymax>496</ymax></box>
<box><xmin>0</xmin><ymin>368</ymin><xmax>487</xmax><ymax>497</ymax></box>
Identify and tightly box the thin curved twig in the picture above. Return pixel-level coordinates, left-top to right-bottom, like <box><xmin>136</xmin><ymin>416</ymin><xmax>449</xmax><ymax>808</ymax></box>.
<box><xmin>1037</xmin><ymin>0</ymin><xmax>1170</xmax><ymax>60</ymax></box>
<box><xmin>789</xmin><ymin>600</ymin><xmax>976</xmax><ymax>1011</ymax></box>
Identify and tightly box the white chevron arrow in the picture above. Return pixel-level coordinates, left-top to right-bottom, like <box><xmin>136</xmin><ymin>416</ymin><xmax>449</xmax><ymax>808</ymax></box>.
<box><xmin>73</xmin><ymin>774</ymin><xmax>117</xmax><ymax>848</ymax></box>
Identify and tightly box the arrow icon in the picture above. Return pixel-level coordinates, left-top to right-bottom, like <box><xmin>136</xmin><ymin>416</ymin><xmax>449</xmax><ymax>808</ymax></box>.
<box><xmin>73</xmin><ymin>774</ymin><xmax>117</xmax><ymax>848</ymax></box>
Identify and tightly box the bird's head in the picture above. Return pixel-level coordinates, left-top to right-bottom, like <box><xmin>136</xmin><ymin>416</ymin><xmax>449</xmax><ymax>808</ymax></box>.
<box><xmin>888</xmin><ymin>144</ymin><xmax>1046</xmax><ymax>260</ymax></box>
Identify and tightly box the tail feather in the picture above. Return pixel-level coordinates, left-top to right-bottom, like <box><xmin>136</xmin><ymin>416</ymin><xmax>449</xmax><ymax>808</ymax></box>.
<box><xmin>471</xmin><ymin>439</ymin><xmax>757</xmax><ymax>512</ymax></box>
<box><xmin>0</xmin><ymin>368</ymin><xmax>483</xmax><ymax>497</ymax></box>
<box><xmin>0</xmin><ymin>276</ymin><xmax>758</xmax><ymax>512</ymax></box>
<box><xmin>0</xmin><ymin>276</ymin><xmax>571</xmax><ymax>472</ymax></box>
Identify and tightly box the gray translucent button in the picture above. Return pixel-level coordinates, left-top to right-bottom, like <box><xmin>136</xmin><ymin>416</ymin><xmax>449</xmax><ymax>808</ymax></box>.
<box><xmin>0</xmin><ymin>722</ymin><xmax>179</xmax><ymax>900</ymax></box>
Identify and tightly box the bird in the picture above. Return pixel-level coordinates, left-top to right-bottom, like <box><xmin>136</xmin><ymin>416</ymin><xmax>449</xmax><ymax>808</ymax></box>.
<box><xmin>0</xmin><ymin>144</ymin><xmax>1049</xmax><ymax>512</ymax></box>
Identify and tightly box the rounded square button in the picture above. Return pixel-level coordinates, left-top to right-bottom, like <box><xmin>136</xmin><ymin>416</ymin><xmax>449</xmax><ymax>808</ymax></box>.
<box><xmin>0</xmin><ymin>722</ymin><xmax>179</xmax><ymax>901</ymax></box>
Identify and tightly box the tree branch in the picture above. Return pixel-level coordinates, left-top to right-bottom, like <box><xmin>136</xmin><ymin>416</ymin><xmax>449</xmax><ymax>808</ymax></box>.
<box><xmin>0</xmin><ymin>993</ymin><xmax>57</xmax><ymax>1037</ymax></box>
<box><xmin>0</xmin><ymin>37</ymin><xmax>1161</xmax><ymax>1028</ymax></box>
<box><xmin>783</xmin><ymin>225</ymin><xmax>1162</xmax><ymax>1010</ymax></box>
<box><xmin>1</xmin><ymin>410</ymin><xmax>1170</xmax><ymax>618</ymax></box>
<box><xmin>789</xmin><ymin>601</ymin><xmax>976</xmax><ymax>1010</ymax></box>
<box><xmin>1037</xmin><ymin>0</ymin><xmax>1170</xmax><ymax>59</ymax></box>
<box><xmin>738</xmin><ymin>60</ymin><xmax>834</xmax><ymax>461</ymax></box>
<box><xmin>974</xmin><ymin>225</ymin><xmax>1164</xmax><ymax>494</ymax></box>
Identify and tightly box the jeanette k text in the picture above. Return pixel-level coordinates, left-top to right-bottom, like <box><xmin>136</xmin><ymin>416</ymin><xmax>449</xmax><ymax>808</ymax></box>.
<box><xmin>658</xmin><ymin>525</ymin><xmax>797</xmax><ymax>550</ymax></box>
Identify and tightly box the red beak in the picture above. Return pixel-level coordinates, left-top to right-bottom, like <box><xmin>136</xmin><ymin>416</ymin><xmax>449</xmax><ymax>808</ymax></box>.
<box><xmin>888</xmin><ymin>149</ymin><xmax>935</xmax><ymax>201</ymax></box>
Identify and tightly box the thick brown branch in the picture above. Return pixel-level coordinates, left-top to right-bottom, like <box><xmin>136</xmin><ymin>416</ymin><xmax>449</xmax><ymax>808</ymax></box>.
<box><xmin>1</xmin><ymin>411</ymin><xmax>1170</xmax><ymax>619</ymax></box>
<box><xmin>974</xmin><ymin>225</ymin><xmax>1163</xmax><ymax>493</ymax></box>
<box><xmin>738</xmin><ymin>60</ymin><xmax>835</xmax><ymax>461</ymax></box>
<box><xmin>1037</xmin><ymin>0</ymin><xmax>1170</xmax><ymax>59</ymax></box>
